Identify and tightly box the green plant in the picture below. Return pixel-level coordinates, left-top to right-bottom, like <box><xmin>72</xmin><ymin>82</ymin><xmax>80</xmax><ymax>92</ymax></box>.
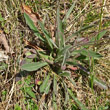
<box><xmin>0</xmin><ymin>13</ymin><xmax>4</xmax><ymax>21</ymax></box>
<box><xmin>20</xmin><ymin>76</ymin><xmax>36</xmax><ymax>99</ymax></box>
<box><xmin>21</xmin><ymin>2</ymin><xmax>107</xmax><ymax>109</ymax></box>
<box><xmin>14</xmin><ymin>104</ymin><xmax>22</xmax><ymax>110</ymax></box>
<box><xmin>19</xmin><ymin>75</ymin><xmax>38</xmax><ymax>110</ymax></box>
<box><xmin>1</xmin><ymin>90</ymin><xmax>7</xmax><ymax>101</ymax></box>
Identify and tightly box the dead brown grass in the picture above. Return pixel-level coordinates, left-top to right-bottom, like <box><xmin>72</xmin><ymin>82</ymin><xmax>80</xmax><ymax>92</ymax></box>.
<box><xmin>0</xmin><ymin>0</ymin><xmax>110</xmax><ymax>110</ymax></box>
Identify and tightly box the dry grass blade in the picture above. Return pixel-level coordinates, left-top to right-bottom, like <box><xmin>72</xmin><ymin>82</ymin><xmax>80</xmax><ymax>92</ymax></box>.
<box><xmin>0</xmin><ymin>51</ymin><xmax>8</xmax><ymax>61</ymax></box>
<box><xmin>21</xmin><ymin>3</ymin><xmax>41</xmax><ymax>26</ymax></box>
<box><xmin>0</xmin><ymin>30</ymin><xmax>13</xmax><ymax>54</ymax></box>
<box><xmin>23</xmin><ymin>39</ymin><xmax>44</xmax><ymax>51</ymax></box>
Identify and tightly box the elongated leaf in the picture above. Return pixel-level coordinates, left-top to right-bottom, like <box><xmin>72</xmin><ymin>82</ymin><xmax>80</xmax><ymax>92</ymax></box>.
<box><xmin>93</xmin><ymin>77</ymin><xmax>108</xmax><ymax>90</ymax></box>
<box><xmin>63</xmin><ymin>1</ymin><xmax>76</xmax><ymax>22</ymax></box>
<box><xmin>53</xmin><ymin>75</ymin><xmax>57</xmax><ymax>94</ymax></box>
<box><xmin>21</xmin><ymin>62</ymin><xmax>48</xmax><ymax>71</ymax></box>
<box><xmin>54</xmin><ymin>55</ymin><xmax>63</xmax><ymax>63</ymax></box>
<box><xmin>81</xmin><ymin>50</ymin><xmax>102</xmax><ymax>59</ymax></box>
<box><xmin>53</xmin><ymin>93</ymin><xmax>57</xmax><ymax>110</ymax></box>
<box><xmin>66</xmin><ymin>60</ymin><xmax>78</xmax><ymax>66</ymax></box>
<box><xmin>63</xmin><ymin>82</ymin><xmax>69</xmax><ymax>105</ymax></box>
<box><xmin>62</xmin><ymin>50</ymin><xmax>68</xmax><ymax>66</ymax></box>
<box><xmin>44</xmin><ymin>81</ymin><xmax>51</xmax><ymax>94</ymax></box>
<box><xmin>71</xmin><ymin>49</ymin><xmax>102</xmax><ymax>59</ymax></box>
<box><xmin>49</xmin><ymin>38</ymin><xmax>58</xmax><ymax>48</ymax></box>
<box><xmin>53</xmin><ymin>75</ymin><xmax>57</xmax><ymax>110</ymax></box>
<box><xmin>96</xmin><ymin>30</ymin><xmax>107</xmax><ymax>40</ymax></box>
<box><xmin>24</xmin><ymin>13</ymin><xmax>45</xmax><ymax>41</ymax></box>
<box><xmin>38</xmin><ymin>20</ymin><xmax>53</xmax><ymax>49</ymax></box>
<box><xmin>67</xmin><ymin>76</ymin><xmax>76</xmax><ymax>86</ymax></box>
<box><xmin>87</xmin><ymin>50</ymin><xmax>102</xmax><ymax>58</ymax></box>
<box><xmin>91</xmin><ymin>30</ymin><xmax>107</xmax><ymax>42</ymax></box>
<box><xmin>38</xmin><ymin>51</ymin><xmax>53</xmax><ymax>60</ymax></box>
<box><xmin>56</xmin><ymin>6</ymin><xmax>64</xmax><ymax>49</ymax></box>
<box><xmin>38</xmin><ymin>51</ymin><xmax>54</xmax><ymax>64</ymax></box>
<box><xmin>68</xmin><ymin>89</ymin><xmax>88</xmax><ymax>110</ymax></box>
<box><xmin>71</xmin><ymin>50</ymin><xmax>82</xmax><ymax>56</ymax></box>
<box><xmin>40</xmin><ymin>74</ymin><xmax>50</xmax><ymax>93</ymax></box>
<box><xmin>58</xmin><ymin>45</ymin><xmax>71</xmax><ymax>56</ymax></box>
<box><xmin>25</xmin><ymin>87</ymin><xmax>36</xmax><ymax>98</ymax></box>
<box><xmin>66</xmin><ymin>24</ymin><xmax>95</xmax><ymax>42</ymax></box>
<box><xmin>56</xmin><ymin>45</ymin><xmax>71</xmax><ymax>64</ymax></box>
<box><xmin>60</xmin><ymin>71</ymin><xmax>71</xmax><ymax>77</ymax></box>
<box><xmin>67</xmin><ymin>62</ymin><xmax>108</xmax><ymax>90</ymax></box>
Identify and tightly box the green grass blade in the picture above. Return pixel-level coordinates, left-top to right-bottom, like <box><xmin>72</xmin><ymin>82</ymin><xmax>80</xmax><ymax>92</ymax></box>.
<box><xmin>58</xmin><ymin>45</ymin><xmax>71</xmax><ymax>56</ymax></box>
<box><xmin>38</xmin><ymin>51</ymin><xmax>54</xmax><ymax>64</ymax></box>
<box><xmin>96</xmin><ymin>30</ymin><xmax>107</xmax><ymax>40</ymax></box>
<box><xmin>25</xmin><ymin>87</ymin><xmax>36</xmax><ymax>99</ymax></box>
<box><xmin>53</xmin><ymin>75</ymin><xmax>57</xmax><ymax>110</ymax></box>
<box><xmin>91</xmin><ymin>30</ymin><xmax>107</xmax><ymax>42</ymax></box>
<box><xmin>68</xmin><ymin>89</ymin><xmax>88</xmax><ymax>110</ymax></box>
<box><xmin>44</xmin><ymin>81</ymin><xmax>51</xmax><ymax>94</ymax></box>
<box><xmin>67</xmin><ymin>77</ymin><xmax>76</xmax><ymax>86</ymax></box>
<box><xmin>0</xmin><ymin>13</ymin><xmax>4</xmax><ymax>21</ymax></box>
<box><xmin>71</xmin><ymin>49</ymin><xmax>102</xmax><ymax>59</ymax></box>
<box><xmin>49</xmin><ymin>38</ymin><xmax>58</xmax><ymax>48</ymax></box>
<box><xmin>63</xmin><ymin>83</ymin><xmax>69</xmax><ymax>105</ymax></box>
<box><xmin>54</xmin><ymin>55</ymin><xmax>63</xmax><ymax>63</ymax></box>
<box><xmin>81</xmin><ymin>49</ymin><xmax>102</xmax><ymax>59</ymax></box>
<box><xmin>93</xmin><ymin>77</ymin><xmax>108</xmax><ymax>90</ymax></box>
<box><xmin>62</xmin><ymin>82</ymin><xmax>69</xmax><ymax>105</ymax></box>
<box><xmin>66</xmin><ymin>24</ymin><xmax>95</xmax><ymax>42</ymax></box>
<box><xmin>63</xmin><ymin>1</ymin><xmax>76</xmax><ymax>22</ymax></box>
<box><xmin>66</xmin><ymin>59</ymin><xmax>78</xmax><ymax>66</ymax></box>
<box><xmin>40</xmin><ymin>74</ymin><xmax>50</xmax><ymax>93</ymax></box>
<box><xmin>62</xmin><ymin>52</ymin><xmax>67</xmax><ymax>66</ymax></box>
<box><xmin>56</xmin><ymin>6</ymin><xmax>64</xmax><ymax>49</ymax></box>
<box><xmin>24</xmin><ymin>13</ymin><xmax>45</xmax><ymax>41</ymax></box>
<box><xmin>21</xmin><ymin>62</ymin><xmax>48</xmax><ymax>71</ymax></box>
<box><xmin>38</xmin><ymin>20</ymin><xmax>54</xmax><ymax>49</ymax></box>
<box><xmin>60</xmin><ymin>71</ymin><xmax>71</xmax><ymax>77</ymax></box>
<box><xmin>87</xmin><ymin>50</ymin><xmax>102</xmax><ymax>58</ymax></box>
<box><xmin>53</xmin><ymin>93</ymin><xmax>57</xmax><ymax>110</ymax></box>
<box><xmin>58</xmin><ymin>45</ymin><xmax>71</xmax><ymax>65</ymax></box>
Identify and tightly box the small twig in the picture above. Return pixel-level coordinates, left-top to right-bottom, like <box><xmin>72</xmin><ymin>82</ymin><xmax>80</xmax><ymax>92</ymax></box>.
<box><xmin>5</xmin><ymin>79</ymin><xmax>15</xmax><ymax>110</ymax></box>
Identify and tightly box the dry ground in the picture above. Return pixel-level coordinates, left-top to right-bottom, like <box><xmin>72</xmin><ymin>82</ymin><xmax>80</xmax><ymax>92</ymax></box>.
<box><xmin>0</xmin><ymin>0</ymin><xmax>110</xmax><ymax>110</ymax></box>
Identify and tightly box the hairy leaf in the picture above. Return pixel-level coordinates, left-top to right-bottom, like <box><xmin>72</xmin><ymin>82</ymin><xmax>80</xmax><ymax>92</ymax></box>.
<box><xmin>94</xmin><ymin>78</ymin><xmax>108</xmax><ymax>90</ymax></box>
<box><xmin>38</xmin><ymin>20</ymin><xmax>53</xmax><ymax>49</ymax></box>
<box><xmin>40</xmin><ymin>74</ymin><xmax>50</xmax><ymax>93</ymax></box>
<box><xmin>56</xmin><ymin>6</ymin><xmax>64</xmax><ymax>49</ymax></box>
<box><xmin>21</xmin><ymin>62</ymin><xmax>48</xmax><ymax>71</ymax></box>
<box><xmin>44</xmin><ymin>81</ymin><xmax>51</xmax><ymax>94</ymax></box>
<box><xmin>24</xmin><ymin>13</ymin><xmax>45</xmax><ymax>41</ymax></box>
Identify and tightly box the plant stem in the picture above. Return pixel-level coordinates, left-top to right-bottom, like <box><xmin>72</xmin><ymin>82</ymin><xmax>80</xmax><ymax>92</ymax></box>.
<box><xmin>90</xmin><ymin>57</ymin><xmax>95</xmax><ymax>92</ymax></box>
<box><xmin>99</xmin><ymin>0</ymin><xmax>104</xmax><ymax>31</ymax></box>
